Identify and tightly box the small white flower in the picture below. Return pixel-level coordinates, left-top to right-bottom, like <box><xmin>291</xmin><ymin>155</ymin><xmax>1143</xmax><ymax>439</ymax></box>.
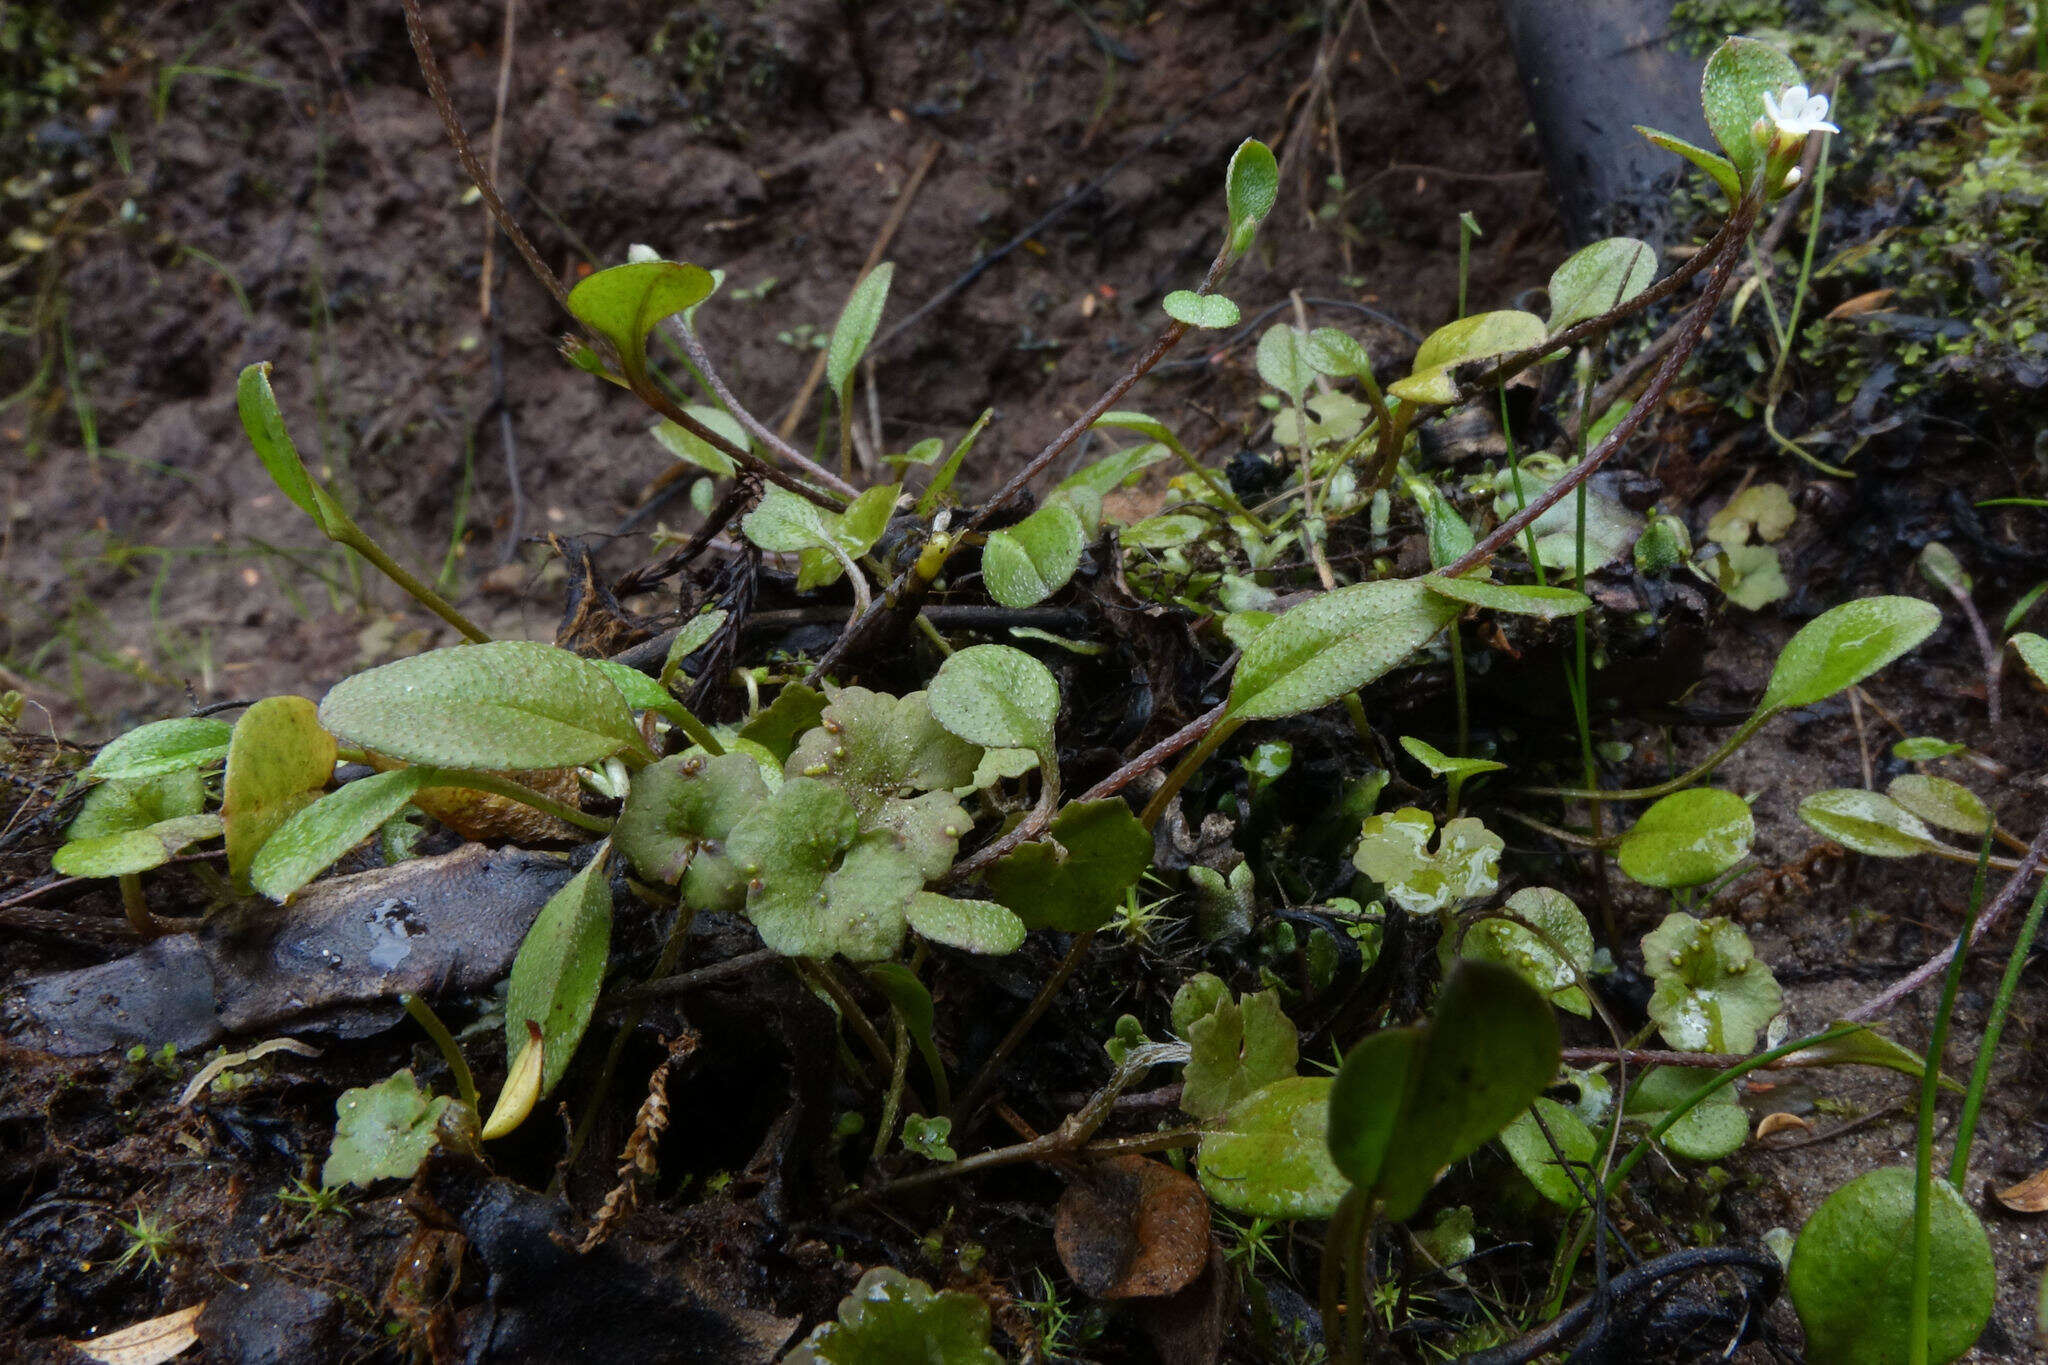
<box><xmin>1761</xmin><ymin>83</ymin><xmax>1838</xmax><ymax>138</ymax></box>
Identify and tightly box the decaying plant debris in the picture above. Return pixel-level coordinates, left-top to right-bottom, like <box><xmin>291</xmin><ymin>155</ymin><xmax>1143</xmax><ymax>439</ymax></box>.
<box><xmin>3</xmin><ymin>3</ymin><xmax>2047</xmax><ymax>1362</ymax></box>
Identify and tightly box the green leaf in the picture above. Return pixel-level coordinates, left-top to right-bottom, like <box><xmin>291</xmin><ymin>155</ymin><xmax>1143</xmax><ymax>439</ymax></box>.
<box><xmin>506</xmin><ymin>848</ymin><xmax>613</xmax><ymax>1097</ymax></box>
<box><xmin>1189</xmin><ymin>862</ymin><xmax>1255</xmax><ymax>943</ymax></box>
<box><xmin>1759</xmin><ymin>597</ymin><xmax>1942</xmax><ymax>712</ymax></box>
<box><xmin>1641</xmin><ymin>912</ymin><xmax>1782</xmax><ymax>1053</ymax></box>
<box><xmin>882</xmin><ymin>436</ymin><xmax>946</xmax><ymax>470</ymax></box>
<box><xmin>1886</xmin><ymin>774</ymin><xmax>1990</xmax><ymax>837</ymax></box>
<box><xmin>1894</xmin><ymin>736</ymin><xmax>1966</xmax><ymax>762</ymax></box>
<box><xmin>1787</xmin><ymin>1166</ymin><xmax>1994</xmax><ymax>1365</ymax></box>
<box><xmin>84</xmin><ymin>717</ymin><xmax>233</xmax><ymax>783</ymax></box>
<box><xmin>54</xmin><ymin>770</ymin><xmax>221</xmax><ymax>879</ymax></box>
<box><xmin>726</xmin><ymin>778</ymin><xmax>926</xmax><ymax>960</ymax></box>
<box><xmin>1455</xmin><ymin>886</ymin><xmax>1595</xmax><ymax>1017</ymax></box>
<box><xmin>1617</xmin><ymin>787</ymin><xmax>1755</xmax><ymax>889</ymax></box>
<box><xmin>1227</xmin><ymin>578</ymin><xmax>1458</xmax><ymax>721</ymax></box>
<box><xmin>1797</xmin><ymin>788</ymin><xmax>1941</xmax><ymax>858</ymax></box>
<box><xmin>785</xmin><ymin>1266</ymin><xmax>1002</xmax><ymax>1365</ymax></box>
<box><xmin>1388</xmin><ymin>311</ymin><xmax>1547</xmax><ymax>406</ymax></box>
<box><xmin>865</xmin><ymin>961</ymin><xmax>948</xmax><ymax>1107</ymax></box>
<box><xmin>319</xmin><ymin>641</ymin><xmax>645</xmax><ymax>771</ymax></box>
<box><xmin>1305</xmin><ymin>327</ymin><xmax>1376</xmax><ymax>381</ymax></box>
<box><xmin>1546</xmin><ymin>237</ymin><xmax>1657</xmax><ymax>333</ymax></box>
<box><xmin>928</xmin><ymin>644</ymin><xmax>1059</xmax><ymax>758</ymax></box>
<box><xmin>1197</xmin><ymin>1076</ymin><xmax>1348</xmax><ymax>1220</ymax></box>
<box><xmin>1501</xmin><ymin>1097</ymin><xmax>1597</xmax><ymax>1207</ymax></box>
<box><xmin>1636</xmin><ymin>125</ymin><xmax>1742</xmax><ymax>203</ymax></box>
<box><xmin>1421</xmin><ymin>573</ymin><xmax>1592</xmax><ymax>620</ymax></box>
<box><xmin>651</xmin><ymin>407</ymin><xmax>745</xmax><ymax>477</ymax></box>
<box><xmin>743</xmin><ymin>483</ymin><xmax>898</xmax><ymax>589</ymax></box>
<box><xmin>914</xmin><ymin>409</ymin><xmax>991</xmax><ymax>518</ymax></box>
<box><xmin>1780</xmin><ymin>1022</ymin><xmax>1963</xmax><ymax>1091</ymax></box>
<box><xmin>1624</xmin><ymin>1065</ymin><xmax>1749</xmax><ymax>1160</ymax></box>
<box><xmin>1353</xmin><ymin>807</ymin><xmax>1502</xmax><ymax>914</ymax></box>
<box><xmin>248</xmin><ymin>767</ymin><xmax>431</xmax><ymax>901</ymax></box>
<box><xmin>1054</xmin><ymin>440</ymin><xmax>1168</xmax><ymax>509</ymax></box>
<box><xmin>1225</xmin><ymin>137</ymin><xmax>1279</xmax><ymax>255</ymax></box>
<box><xmin>904</xmin><ymin>892</ymin><xmax>1025</xmax><ymax>955</ymax></box>
<box><xmin>982</xmin><ymin>504</ymin><xmax>1085</xmax><ymax>608</ymax></box>
<box><xmin>322</xmin><ymin>1069</ymin><xmax>451</xmax><ymax>1189</ymax></box>
<box><xmin>1399</xmin><ymin>736</ymin><xmax>1506</xmax><ymax>796</ymax></box>
<box><xmin>827</xmin><ymin>262</ymin><xmax>894</xmax><ymax>397</ymax></box>
<box><xmin>1326</xmin><ymin>960</ymin><xmax>1561</xmax><ymax>1221</ymax></box>
<box><xmin>237</xmin><ymin>363</ymin><xmax>341</xmax><ymax>534</ymax></box>
<box><xmin>738</xmin><ymin>683</ymin><xmax>830</xmax><ymax>762</ymax></box>
<box><xmin>1122</xmin><ymin>513</ymin><xmax>1207</xmax><ymax>549</ymax></box>
<box><xmin>1255</xmin><ymin>324</ymin><xmax>1313</xmax><ymax>401</ymax></box>
<box><xmin>984</xmin><ymin>798</ymin><xmax>1152</xmax><ymax>933</ymax></box>
<box><xmin>614</xmin><ymin>752</ymin><xmax>770</xmax><ymax>907</ymax></box>
<box><xmin>221</xmin><ymin>696</ymin><xmax>337</xmax><ymax>884</ymax></box>
<box><xmin>785</xmin><ymin>688</ymin><xmax>982</xmax><ymax>815</ymax></box>
<box><xmin>2012</xmin><ymin>632</ymin><xmax>2048</xmax><ymax>688</ymax></box>
<box><xmin>566</xmin><ymin>260</ymin><xmax>716</xmax><ymax>378</ymax></box>
<box><xmin>1700</xmin><ymin>36</ymin><xmax>1800</xmax><ymax>187</ymax></box>
<box><xmin>1162</xmin><ymin>290</ymin><xmax>1240</xmax><ymax>329</ymax></box>
<box><xmin>1092</xmin><ymin>410</ymin><xmax>1184</xmax><ymax>453</ymax></box>
<box><xmin>1179</xmin><ymin>981</ymin><xmax>1298</xmax><ymax>1120</ymax></box>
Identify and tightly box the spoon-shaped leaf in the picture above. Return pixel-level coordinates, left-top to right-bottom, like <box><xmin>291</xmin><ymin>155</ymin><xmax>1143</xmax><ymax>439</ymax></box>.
<box><xmin>249</xmin><ymin>767</ymin><xmax>433</xmax><ymax>901</ymax></box>
<box><xmin>1327</xmin><ymin>959</ymin><xmax>1561</xmax><ymax>1221</ymax></box>
<box><xmin>566</xmin><ymin>260</ymin><xmax>716</xmax><ymax>378</ymax></box>
<box><xmin>1759</xmin><ymin>597</ymin><xmax>1941</xmax><ymax>712</ymax></box>
<box><xmin>1787</xmin><ymin>1166</ymin><xmax>1993</xmax><ymax>1365</ymax></box>
<box><xmin>827</xmin><ymin>262</ymin><xmax>894</xmax><ymax>397</ymax></box>
<box><xmin>1797</xmin><ymin>788</ymin><xmax>1941</xmax><ymax>858</ymax></box>
<box><xmin>319</xmin><ymin>640</ymin><xmax>645</xmax><ymax>771</ymax></box>
<box><xmin>505</xmin><ymin>846</ymin><xmax>613</xmax><ymax>1097</ymax></box>
<box><xmin>1225</xmin><ymin>138</ymin><xmax>1279</xmax><ymax>254</ymax></box>
<box><xmin>1886</xmin><ymin>774</ymin><xmax>1990</xmax><ymax>837</ymax></box>
<box><xmin>1547</xmin><ymin>237</ymin><xmax>1657</xmax><ymax>333</ymax></box>
<box><xmin>982</xmin><ymin>504</ymin><xmax>1085</xmax><ymax>608</ymax></box>
<box><xmin>1700</xmin><ymin>36</ymin><xmax>1800</xmax><ymax>187</ymax></box>
<box><xmin>84</xmin><ymin>717</ymin><xmax>233</xmax><ymax>783</ymax></box>
<box><xmin>928</xmin><ymin>645</ymin><xmax>1059</xmax><ymax>758</ymax></box>
<box><xmin>1617</xmin><ymin>787</ymin><xmax>1755</xmax><ymax>889</ymax></box>
<box><xmin>221</xmin><ymin>696</ymin><xmax>337</xmax><ymax>884</ymax></box>
<box><xmin>903</xmin><ymin>892</ymin><xmax>1026</xmax><ymax>955</ymax></box>
<box><xmin>1422</xmin><ymin>574</ymin><xmax>1593</xmax><ymax>620</ymax></box>
<box><xmin>1228</xmin><ymin>579</ymin><xmax>1458</xmax><ymax>721</ymax></box>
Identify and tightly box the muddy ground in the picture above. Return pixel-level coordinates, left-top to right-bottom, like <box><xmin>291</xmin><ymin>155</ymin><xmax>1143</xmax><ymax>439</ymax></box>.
<box><xmin>3</xmin><ymin>0</ymin><xmax>2048</xmax><ymax>1362</ymax></box>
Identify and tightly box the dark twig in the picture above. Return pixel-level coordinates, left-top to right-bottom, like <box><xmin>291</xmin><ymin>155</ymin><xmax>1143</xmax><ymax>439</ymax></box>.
<box><xmin>1461</xmin><ymin>1245</ymin><xmax>1783</xmax><ymax>1365</ymax></box>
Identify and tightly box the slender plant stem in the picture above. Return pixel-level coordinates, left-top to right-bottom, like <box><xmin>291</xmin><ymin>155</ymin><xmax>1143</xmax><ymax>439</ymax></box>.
<box><xmin>117</xmin><ymin>873</ymin><xmax>159</xmax><ymax>939</ymax></box>
<box><xmin>1910</xmin><ymin>837</ymin><xmax>1994</xmax><ymax>1363</ymax></box>
<box><xmin>1522</xmin><ymin>711</ymin><xmax>1770</xmax><ymax>803</ymax></box>
<box><xmin>336</xmin><ymin>522</ymin><xmax>491</xmax><ymax>644</ymax></box>
<box><xmin>872</xmin><ymin>1004</ymin><xmax>912</xmax><ymax>1162</ymax></box>
<box><xmin>402</xmin><ymin>993</ymin><xmax>479</xmax><ymax>1113</ymax></box>
<box><xmin>1140</xmin><ymin>716</ymin><xmax>1242</xmax><ymax>829</ymax></box>
<box><xmin>800</xmin><ymin>959</ymin><xmax>896</xmax><ymax>1075</ymax></box>
<box><xmin>442</xmin><ymin>770</ymin><xmax>614</xmax><ymax>833</ymax></box>
<box><xmin>1952</xmin><ymin>875</ymin><xmax>2048</xmax><ymax>1184</ymax></box>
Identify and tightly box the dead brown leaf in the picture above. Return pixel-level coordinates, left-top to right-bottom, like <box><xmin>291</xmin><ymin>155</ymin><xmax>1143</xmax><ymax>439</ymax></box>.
<box><xmin>1996</xmin><ymin>1166</ymin><xmax>2048</xmax><ymax>1213</ymax></box>
<box><xmin>1054</xmin><ymin>1155</ymin><xmax>1210</xmax><ymax>1300</ymax></box>
<box><xmin>72</xmin><ymin>1303</ymin><xmax>205</xmax><ymax>1365</ymax></box>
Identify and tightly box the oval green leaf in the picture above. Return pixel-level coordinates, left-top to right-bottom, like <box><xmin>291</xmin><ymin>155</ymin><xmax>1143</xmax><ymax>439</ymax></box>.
<box><xmin>1701</xmin><ymin>36</ymin><xmax>1801</xmax><ymax>186</ymax></box>
<box><xmin>1885</xmin><ymin>774</ymin><xmax>1990</xmax><ymax>837</ymax></box>
<box><xmin>1163</xmin><ymin>290</ymin><xmax>1240</xmax><ymax>329</ymax></box>
<box><xmin>928</xmin><ymin>644</ymin><xmax>1059</xmax><ymax>757</ymax></box>
<box><xmin>651</xmin><ymin>406</ymin><xmax>745</xmax><ymax>476</ymax></box>
<box><xmin>904</xmin><ymin>892</ymin><xmax>1026</xmax><ymax>955</ymax></box>
<box><xmin>1797</xmin><ymin>788</ymin><xmax>1940</xmax><ymax>858</ymax></box>
<box><xmin>1787</xmin><ymin>1165</ymin><xmax>1994</xmax><ymax>1365</ymax></box>
<box><xmin>1388</xmin><ymin>310</ymin><xmax>1547</xmax><ymax>406</ymax></box>
<box><xmin>827</xmin><ymin>262</ymin><xmax>894</xmax><ymax>396</ymax></box>
<box><xmin>1456</xmin><ymin>886</ymin><xmax>1595</xmax><ymax>1017</ymax></box>
<box><xmin>2010</xmin><ymin>631</ymin><xmax>2047</xmax><ymax>688</ymax></box>
<box><xmin>1759</xmin><ymin>597</ymin><xmax>1942</xmax><ymax>712</ymax></box>
<box><xmin>1547</xmin><ymin>237</ymin><xmax>1656</xmax><ymax>333</ymax></box>
<box><xmin>506</xmin><ymin>846</ymin><xmax>613</xmax><ymax>1097</ymax></box>
<box><xmin>1617</xmin><ymin>787</ymin><xmax>1755</xmax><ymax>889</ymax></box>
<box><xmin>1422</xmin><ymin>574</ymin><xmax>1593</xmax><ymax>620</ymax></box>
<box><xmin>248</xmin><ymin>766</ymin><xmax>433</xmax><ymax>902</ymax></box>
<box><xmin>1256</xmin><ymin>323</ymin><xmax>1313</xmax><ymax>401</ymax></box>
<box><xmin>566</xmin><ymin>260</ymin><xmax>716</xmax><ymax>376</ymax></box>
<box><xmin>84</xmin><ymin>717</ymin><xmax>234</xmax><ymax>783</ymax></box>
<box><xmin>222</xmin><ymin>696</ymin><xmax>337</xmax><ymax>884</ymax></box>
<box><xmin>1225</xmin><ymin>138</ymin><xmax>1279</xmax><ymax>254</ymax></box>
<box><xmin>982</xmin><ymin>504</ymin><xmax>1085</xmax><ymax>609</ymax></box>
<box><xmin>318</xmin><ymin>640</ymin><xmax>645</xmax><ymax>772</ymax></box>
<box><xmin>1327</xmin><ymin>960</ymin><xmax>1561</xmax><ymax>1221</ymax></box>
<box><xmin>985</xmin><ymin>798</ymin><xmax>1151</xmax><ymax>934</ymax></box>
<box><xmin>1501</xmin><ymin>1097</ymin><xmax>1597</xmax><ymax>1207</ymax></box>
<box><xmin>1227</xmin><ymin>578</ymin><xmax>1458</xmax><ymax>721</ymax></box>
<box><xmin>1636</xmin><ymin>125</ymin><xmax>1742</xmax><ymax>204</ymax></box>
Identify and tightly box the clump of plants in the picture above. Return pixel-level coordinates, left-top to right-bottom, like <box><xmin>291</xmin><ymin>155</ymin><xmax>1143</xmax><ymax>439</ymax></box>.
<box><xmin>29</xmin><ymin>22</ymin><xmax>2048</xmax><ymax>1365</ymax></box>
